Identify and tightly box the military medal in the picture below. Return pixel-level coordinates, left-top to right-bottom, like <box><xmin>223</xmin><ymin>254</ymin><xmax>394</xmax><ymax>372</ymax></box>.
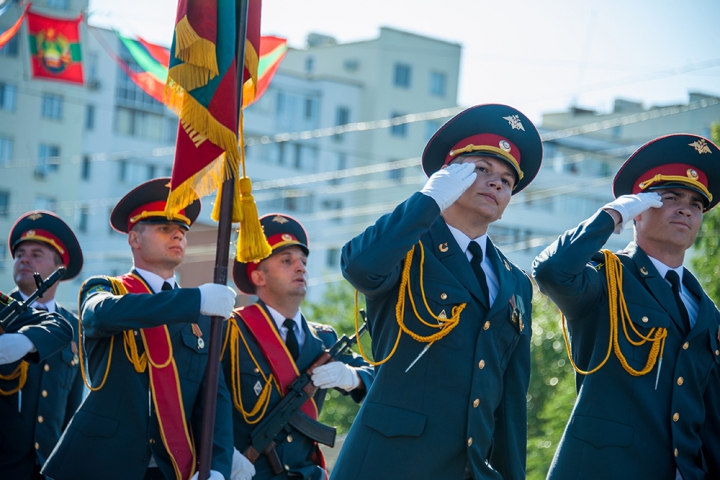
<box><xmin>71</xmin><ymin>340</ymin><xmax>79</xmax><ymax>365</ymax></box>
<box><xmin>192</xmin><ymin>324</ymin><xmax>204</xmax><ymax>349</ymax></box>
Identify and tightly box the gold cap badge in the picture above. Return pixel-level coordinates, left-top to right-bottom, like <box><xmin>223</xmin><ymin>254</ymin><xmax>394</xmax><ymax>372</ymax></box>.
<box><xmin>272</xmin><ymin>216</ymin><xmax>289</xmax><ymax>224</ymax></box>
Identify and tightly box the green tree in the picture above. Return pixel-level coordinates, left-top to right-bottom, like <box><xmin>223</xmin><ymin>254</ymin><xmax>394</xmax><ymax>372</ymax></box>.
<box><xmin>691</xmin><ymin>121</ymin><xmax>720</xmax><ymax>305</ymax></box>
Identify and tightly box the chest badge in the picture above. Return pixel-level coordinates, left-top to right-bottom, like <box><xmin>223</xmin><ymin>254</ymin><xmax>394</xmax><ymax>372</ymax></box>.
<box><xmin>254</xmin><ymin>380</ymin><xmax>263</xmax><ymax>396</ymax></box>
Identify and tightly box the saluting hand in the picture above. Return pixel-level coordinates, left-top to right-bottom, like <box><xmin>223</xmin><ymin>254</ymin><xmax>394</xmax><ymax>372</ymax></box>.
<box><xmin>602</xmin><ymin>192</ymin><xmax>663</xmax><ymax>234</ymax></box>
<box><xmin>420</xmin><ymin>162</ymin><xmax>477</xmax><ymax>211</ymax></box>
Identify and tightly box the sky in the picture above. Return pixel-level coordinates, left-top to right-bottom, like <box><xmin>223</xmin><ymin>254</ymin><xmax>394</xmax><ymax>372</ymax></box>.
<box><xmin>86</xmin><ymin>0</ymin><xmax>720</xmax><ymax>124</ymax></box>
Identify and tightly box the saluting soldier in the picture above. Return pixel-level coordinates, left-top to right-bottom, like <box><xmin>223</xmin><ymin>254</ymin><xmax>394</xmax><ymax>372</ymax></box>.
<box><xmin>0</xmin><ymin>211</ymin><xmax>85</xmax><ymax>479</ymax></box>
<box><xmin>533</xmin><ymin>134</ymin><xmax>720</xmax><ymax>479</ymax></box>
<box><xmin>42</xmin><ymin>178</ymin><xmax>237</xmax><ymax>480</ymax></box>
<box><xmin>223</xmin><ymin>213</ymin><xmax>373</xmax><ymax>480</ymax></box>
<box><xmin>331</xmin><ymin>104</ymin><xmax>543</xmax><ymax>479</ymax></box>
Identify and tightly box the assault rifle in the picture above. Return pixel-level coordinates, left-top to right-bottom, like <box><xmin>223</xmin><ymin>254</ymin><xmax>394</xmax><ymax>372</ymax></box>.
<box><xmin>244</xmin><ymin>311</ymin><xmax>369</xmax><ymax>475</ymax></box>
<box><xmin>0</xmin><ymin>267</ymin><xmax>66</xmax><ymax>334</ymax></box>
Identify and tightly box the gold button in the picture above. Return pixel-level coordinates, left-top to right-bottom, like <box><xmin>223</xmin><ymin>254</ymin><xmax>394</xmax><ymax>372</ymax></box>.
<box><xmin>641</xmin><ymin>316</ymin><xmax>648</xmax><ymax>323</ymax></box>
<box><xmin>44</xmin><ymin>364</ymin><xmax>50</xmax><ymax>372</ymax></box>
<box><xmin>483</xmin><ymin>321</ymin><xmax>490</xmax><ymax>330</ymax></box>
<box><xmin>285</xmin><ymin>465</ymin><xmax>290</xmax><ymax>471</ymax></box>
<box><xmin>35</xmin><ymin>442</ymin><xmax>40</xmax><ymax>450</ymax></box>
<box><xmin>440</xmin><ymin>293</ymin><xmax>447</xmax><ymax>300</ymax></box>
<box><xmin>674</xmin><ymin>448</ymin><xmax>678</xmax><ymax>457</ymax></box>
<box><xmin>134</xmin><ymin>330</ymin><xmax>138</xmax><ymax>336</ymax></box>
<box><xmin>467</xmin><ymin>437</ymin><xmax>473</xmax><ymax>447</ymax></box>
<box><xmin>677</xmin><ymin>377</ymin><xmax>684</xmax><ymax>386</ymax></box>
<box><xmin>287</xmin><ymin>435</ymin><xmax>293</xmax><ymax>443</ymax></box>
<box><xmin>38</xmin><ymin>416</ymin><xmax>44</xmax><ymax>423</ymax></box>
<box><xmin>682</xmin><ymin>342</ymin><xmax>689</xmax><ymax>350</ymax></box>
<box><xmin>478</xmin><ymin>359</ymin><xmax>485</xmax><ymax>369</ymax></box>
<box><xmin>673</xmin><ymin>412</ymin><xmax>680</xmax><ymax>422</ymax></box>
<box><xmin>42</xmin><ymin>390</ymin><xmax>48</xmax><ymax>398</ymax></box>
<box><xmin>149</xmin><ymin>438</ymin><xmax>156</xmax><ymax>445</ymax></box>
<box><xmin>70</xmin><ymin>359</ymin><xmax>77</xmax><ymax>366</ymax></box>
<box><xmin>473</xmin><ymin>399</ymin><xmax>480</xmax><ymax>408</ymax></box>
<box><xmin>254</xmin><ymin>368</ymin><xmax>260</xmax><ymax>373</ymax></box>
<box><xmin>716</xmin><ymin>350</ymin><xmax>719</xmax><ymax>356</ymax></box>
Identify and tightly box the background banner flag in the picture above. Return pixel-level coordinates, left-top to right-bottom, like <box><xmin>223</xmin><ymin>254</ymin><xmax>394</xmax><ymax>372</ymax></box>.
<box><xmin>27</xmin><ymin>10</ymin><xmax>84</xmax><ymax>84</ymax></box>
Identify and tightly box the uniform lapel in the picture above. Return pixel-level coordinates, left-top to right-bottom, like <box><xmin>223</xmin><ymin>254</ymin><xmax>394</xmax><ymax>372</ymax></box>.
<box><xmin>485</xmin><ymin>239</ymin><xmax>517</xmax><ymax>319</ymax></box>
<box><xmin>627</xmin><ymin>244</ymin><xmax>686</xmax><ymax>332</ymax></box>
<box><xmin>427</xmin><ymin>218</ymin><xmax>488</xmax><ymax>309</ymax></box>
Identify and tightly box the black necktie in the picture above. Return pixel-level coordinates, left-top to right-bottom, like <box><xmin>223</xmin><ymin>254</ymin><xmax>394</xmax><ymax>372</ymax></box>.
<box><xmin>467</xmin><ymin>241</ymin><xmax>490</xmax><ymax>305</ymax></box>
<box><xmin>283</xmin><ymin>319</ymin><xmax>299</xmax><ymax>360</ymax></box>
<box><xmin>161</xmin><ymin>282</ymin><xmax>173</xmax><ymax>291</ymax></box>
<box><xmin>665</xmin><ymin>270</ymin><xmax>691</xmax><ymax>332</ymax></box>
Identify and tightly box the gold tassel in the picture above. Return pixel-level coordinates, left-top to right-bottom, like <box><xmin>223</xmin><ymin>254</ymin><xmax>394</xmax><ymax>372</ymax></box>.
<box><xmin>236</xmin><ymin>176</ymin><xmax>271</xmax><ymax>263</ymax></box>
<box><xmin>211</xmin><ymin>175</ymin><xmax>243</xmax><ymax>224</ymax></box>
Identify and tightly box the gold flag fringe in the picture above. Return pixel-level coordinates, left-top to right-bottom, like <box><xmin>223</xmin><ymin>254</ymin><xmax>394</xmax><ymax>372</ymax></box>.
<box><xmin>174</xmin><ymin>15</ymin><xmax>219</xmax><ymax>81</ymax></box>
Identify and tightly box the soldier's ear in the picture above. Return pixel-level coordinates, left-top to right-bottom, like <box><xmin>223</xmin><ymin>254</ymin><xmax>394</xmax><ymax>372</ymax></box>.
<box><xmin>128</xmin><ymin>230</ymin><xmax>140</xmax><ymax>250</ymax></box>
<box><xmin>250</xmin><ymin>268</ymin><xmax>265</xmax><ymax>288</ymax></box>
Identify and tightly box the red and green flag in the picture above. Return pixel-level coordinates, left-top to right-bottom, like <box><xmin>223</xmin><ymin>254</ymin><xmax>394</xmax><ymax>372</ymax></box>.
<box><xmin>164</xmin><ymin>0</ymin><xmax>270</xmax><ymax>262</ymax></box>
<box><xmin>115</xmin><ymin>33</ymin><xmax>169</xmax><ymax>103</ymax></box>
<box><xmin>0</xmin><ymin>3</ymin><xmax>29</xmax><ymax>51</ymax></box>
<box><xmin>247</xmin><ymin>35</ymin><xmax>286</xmax><ymax>108</ymax></box>
<box><xmin>27</xmin><ymin>11</ymin><xmax>83</xmax><ymax>85</ymax></box>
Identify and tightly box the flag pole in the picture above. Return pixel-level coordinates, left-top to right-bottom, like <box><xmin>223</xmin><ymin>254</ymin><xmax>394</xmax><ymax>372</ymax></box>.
<box><xmin>197</xmin><ymin>0</ymin><xmax>250</xmax><ymax>478</ymax></box>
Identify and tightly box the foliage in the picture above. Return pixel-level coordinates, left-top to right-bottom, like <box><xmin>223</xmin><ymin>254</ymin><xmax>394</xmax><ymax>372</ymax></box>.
<box><xmin>303</xmin><ymin>278</ymin><xmax>578</xmax><ymax>477</ymax></box>
<box><xmin>691</xmin><ymin>122</ymin><xmax>720</xmax><ymax>305</ymax></box>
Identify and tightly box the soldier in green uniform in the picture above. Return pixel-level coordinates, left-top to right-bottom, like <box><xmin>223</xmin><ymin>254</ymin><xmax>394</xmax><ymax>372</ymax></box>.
<box><xmin>533</xmin><ymin>134</ymin><xmax>720</xmax><ymax>479</ymax></box>
<box><xmin>1</xmin><ymin>210</ymin><xmax>85</xmax><ymax>479</ymax></box>
<box><xmin>224</xmin><ymin>213</ymin><xmax>373</xmax><ymax>480</ymax></box>
<box><xmin>43</xmin><ymin>178</ymin><xmax>238</xmax><ymax>480</ymax></box>
<box><xmin>331</xmin><ymin>104</ymin><xmax>542</xmax><ymax>479</ymax></box>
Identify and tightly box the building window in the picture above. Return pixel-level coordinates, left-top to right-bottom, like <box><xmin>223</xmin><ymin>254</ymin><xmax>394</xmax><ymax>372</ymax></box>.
<box><xmin>330</xmin><ymin>154</ymin><xmax>346</xmax><ymax>185</ymax></box>
<box><xmin>322</xmin><ymin>199</ymin><xmax>343</xmax><ymax>223</ymax></box>
<box><xmin>304</xmin><ymin>97</ymin><xmax>316</xmax><ymax>120</ymax></box>
<box><xmin>77</xmin><ymin>205</ymin><xmax>89</xmax><ymax>233</ymax></box>
<box><xmin>0</xmin><ymin>136</ymin><xmax>12</xmax><ymax>165</ymax></box>
<box><xmin>425</xmin><ymin>120</ymin><xmax>442</xmax><ymax>141</ymax></box>
<box><xmin>0</xmin><ymin>243</ymin><xmax>6</xmax><ymax>272</ymax></box>
<box><xmin>46</xmin><ymin>0</ymin><xmax>69</xmax><ymax>8</ymax></box>
<box><xmin>0</xmin><ymin>82</ymin><xmax>17</xmax><ymax>112</ymax></box>
<box><xmin>304</xmin><ymin>56</ymin><xmax>314</xmax><ymax>73</ymax></box>
<box><xmin>85</xmin><ymin>104</ymin><xmax>95</xmax><ymax>130</ymax></box>
<box><xmin>34</xmin><ymin>195</ymin><xmax>57</xmax><ymax>212</ymax></box>
<box><xmin>334</xmin><ymin>106</ymin><xmax>350</xmax><ymax>142</ymax></box>
<box><xmin>393</xmin><ymin>63</ymin><xmax>412</xmax><ymax>89</ymax></box>
<box><xmin>114</xmin><ymin>107</ymin><xmax>166</xmax><ymax>141</ymax></box>
<box><xmin>115</xmin><ymin>43</ymin><xmax>164</xmax><ymax>112</ymax></box>
<box><xmin>81</xmin><ymin>155</ymin><xmax>91</xmax><ymax>180</ymax></box>
<box><xmin>0</xmin><ymin>34</ymin><xmax>18</xmax><ymax>57</ymax></box>
<box><xmin>326</xmin><ymin>248</ymin><xmax>339</xmax><ymax>267</ymax></box>
<box><xmin>390</xmin><ymin>112</ymin><xmax>407</xmax><ymax>137</ymax></box>
<box><xmin>36</xmin><ymin>144</ymin><xmax>60</xmax><ymax>178</ymax></box>
<box><xmin>0</xmin><ymin>191</ymin><xmax>9</xmax><ymax>217</ymax></box>
<box><xmin>276</xmin><ymin>91</ymin><xmax>286</xmax><ymax>116</ymax></box>
<box><xmin>41</xmin><ymin>94</ymin><xmax>63</xmax><ymax>120</ymax></box>
<box><xmin>388</xmin><ymin>167</ymin><xmax>404</xmax><ymax>183</ymax></box>
<box><xmin>429</xmin><ymin>71</ymin><xmax>447</xmax><ymax>97</ymax></box>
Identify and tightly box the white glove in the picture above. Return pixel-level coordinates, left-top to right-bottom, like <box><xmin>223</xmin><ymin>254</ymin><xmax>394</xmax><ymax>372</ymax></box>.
<box><xmin>190</xmin><ymin>470</ymin><xmax>225</xmax><ymax>480</ymax></box>
<box><xmin>231</xmin><ymin>447</ymin><xmax>256</xmax><ymax>480</ymax></box>
<box><xmin>603</xmin><ymin>192</ymin><xmax>663</xmax><ymax>234</ymax></box>
<box><xmin>198</xmin><ymin>283</ymin><xmax>237</xmax><ymax>319</ymax></box>
<box><xmin>420</xmin><ymin>162</ymin><xmax>477</xmax><ymax>211</ymax></box>
<box><xmin>311</xmin><ymin>361</ymin><xmax>360</xmax><ymax>391</ymax></box>
<box><xmin>0</xmin><ymin>333</ymin><xmax>36</xmax><ymax>365</ymax></box>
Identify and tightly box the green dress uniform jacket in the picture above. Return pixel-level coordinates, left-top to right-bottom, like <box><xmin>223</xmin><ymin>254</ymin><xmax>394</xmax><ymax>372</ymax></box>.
<box><xmin>223</xmin><ymin>301</ymin><xmax>373</xmax><ymax>480</ymax></box>
<box><xmin>0</xmin><ymin>292</ymin><xmax>84</xmax><ymax>480</ymax></box>
<box><xmin>331</xmin><ymin>193</ymin><xmax>533</xmax><ymax>480</ymax></box>
<box><xmin>0</xmin><ymin>301</ymin><xmax>73</xmax><ymax>479</ymax></box>
<box><xmin>42</xmin><ymin>271</ymin><xmax>234</xmax><ymax>480</ymax></box>
<box><xmin>532</xmin><ymin>210</ymin><xmax>720</xmax><ymax>480</ymax></box>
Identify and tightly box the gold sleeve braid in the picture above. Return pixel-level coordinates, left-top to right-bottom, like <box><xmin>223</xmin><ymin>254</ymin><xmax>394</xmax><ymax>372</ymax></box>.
<box><xmin>355</xmin><ymin>240</ymin><xmax>467</xmax><ymax>366</ymax></box>
<box><xmin>561</xmin><ymin>249</ymin><xmax>667</xmax><ymax>377</ymax></box>
<box><xmin>78</xmin><ymin>277</ymin><xmax>148</xmax><ymax>392</ymax></box>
